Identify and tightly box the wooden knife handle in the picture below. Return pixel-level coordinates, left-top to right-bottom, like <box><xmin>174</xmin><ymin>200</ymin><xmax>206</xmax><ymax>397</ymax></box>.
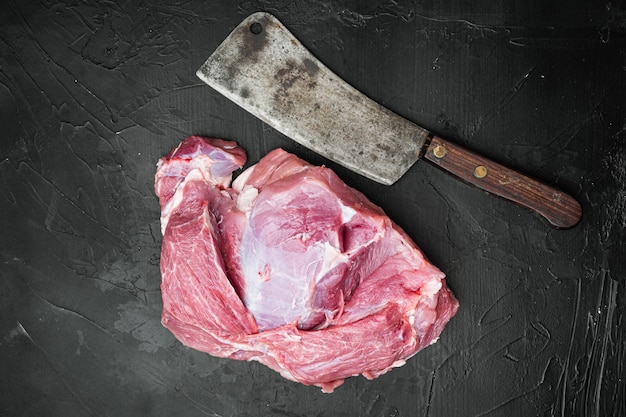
<box><xmin>423</xmin><ymin>136</ymin><xmax>582</xmax><ymax>228</ymax></box>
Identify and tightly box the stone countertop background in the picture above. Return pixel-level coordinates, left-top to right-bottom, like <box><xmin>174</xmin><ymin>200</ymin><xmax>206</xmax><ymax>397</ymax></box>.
<box><xmin>1</xmin><ymin>1</ymin><xmax>624</xmax><ymax>416</ymax></box>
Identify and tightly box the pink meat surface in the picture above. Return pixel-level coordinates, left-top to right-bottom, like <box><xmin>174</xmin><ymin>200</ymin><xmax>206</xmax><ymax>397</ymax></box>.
<box><xmin>155</xmin><ymin>136</ymin><xmax>459</xmax><ymax>392</ymax></box>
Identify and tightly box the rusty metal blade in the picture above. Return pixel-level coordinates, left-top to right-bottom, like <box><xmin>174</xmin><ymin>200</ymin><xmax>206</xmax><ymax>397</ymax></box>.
<box><xmin>197</xmin><ymin>12</ymin><xmax>429</xmax><ymax>185</ymax></box>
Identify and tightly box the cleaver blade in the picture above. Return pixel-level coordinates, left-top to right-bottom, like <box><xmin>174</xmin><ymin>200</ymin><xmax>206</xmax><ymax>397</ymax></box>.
<box><xmin>197</xmin><ymin>12</ymin><xmax>582</xmax><ymax>229</ymax></box>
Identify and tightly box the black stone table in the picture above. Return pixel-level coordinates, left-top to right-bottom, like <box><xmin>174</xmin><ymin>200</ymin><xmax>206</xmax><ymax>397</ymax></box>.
<box><xmin>1</xmin><ymin>1</ymin><xmax>624</xmax><ymax>416</ymax></box>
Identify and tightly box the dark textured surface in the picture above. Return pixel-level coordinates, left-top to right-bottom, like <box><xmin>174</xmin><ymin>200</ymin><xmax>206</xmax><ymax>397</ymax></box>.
<box><xmin>1</xmin><ymin>1</ymin><xmax>624</xmax><ymax>416</ymax></box>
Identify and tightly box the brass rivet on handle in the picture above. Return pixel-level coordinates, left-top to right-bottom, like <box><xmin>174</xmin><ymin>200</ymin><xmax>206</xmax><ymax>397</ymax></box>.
<box><xmin>474</xmin><ymin>165</ymin><xmax>488</xmax><ymax>178</ymax></box>
<box><xmin>432</xmin><ymin>145</ymin><xmax>447</xmax><ymax>158</ymax></box>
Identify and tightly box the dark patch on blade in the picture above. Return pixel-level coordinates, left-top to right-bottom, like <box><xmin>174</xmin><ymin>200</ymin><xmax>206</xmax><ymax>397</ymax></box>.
<box><xmin>204</xmin><ymin>14</ymin><xmax>273</xmax><ymax>101</ymax></box>
<box><xmin>302</xmin><ymin>58</ymin><xmax>320</xmax><ymax>76</ymax></box>
<box><xmin>273</xmin><ymin>59</ymin><xmax>320</xmax><ymax>113</ymax></box>
<box><xmin>235</xmin><ymin>14</ymin><xmax>270</xmax><ymax>64</ymax></box>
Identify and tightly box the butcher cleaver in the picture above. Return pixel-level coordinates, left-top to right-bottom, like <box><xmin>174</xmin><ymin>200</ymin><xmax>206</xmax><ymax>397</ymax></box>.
<box><xmin>197</xmin><ymin>12</ymin><xmax>582</xmax><ymax>228</ymax></box>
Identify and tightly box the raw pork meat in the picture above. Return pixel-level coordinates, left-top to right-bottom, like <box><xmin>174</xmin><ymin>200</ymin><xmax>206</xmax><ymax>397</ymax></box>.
<box><xmin>155</xmin><ymin>136</ymin><xmax>458</xmax><ymax>392</ymax></box>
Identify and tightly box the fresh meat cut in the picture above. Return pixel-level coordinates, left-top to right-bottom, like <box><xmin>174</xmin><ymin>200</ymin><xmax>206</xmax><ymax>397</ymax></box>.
<box><xmin>155</xmin><ymin>136</ymin><xmax>459</xmax><ymax>392</ymax></box>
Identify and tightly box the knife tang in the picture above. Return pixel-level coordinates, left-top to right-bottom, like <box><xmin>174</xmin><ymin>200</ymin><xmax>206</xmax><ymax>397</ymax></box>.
<box><xmin>423</xmin><ymin>136</ymin><xmax>582</xmax><ymax>228</ymax></box>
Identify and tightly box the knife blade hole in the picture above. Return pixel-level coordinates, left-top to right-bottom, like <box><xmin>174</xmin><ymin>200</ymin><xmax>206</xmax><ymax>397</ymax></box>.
<box><xmin>250</xmin><ymin>22</ymin><xmax>263</xmax><ymax>35</ymax></box>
